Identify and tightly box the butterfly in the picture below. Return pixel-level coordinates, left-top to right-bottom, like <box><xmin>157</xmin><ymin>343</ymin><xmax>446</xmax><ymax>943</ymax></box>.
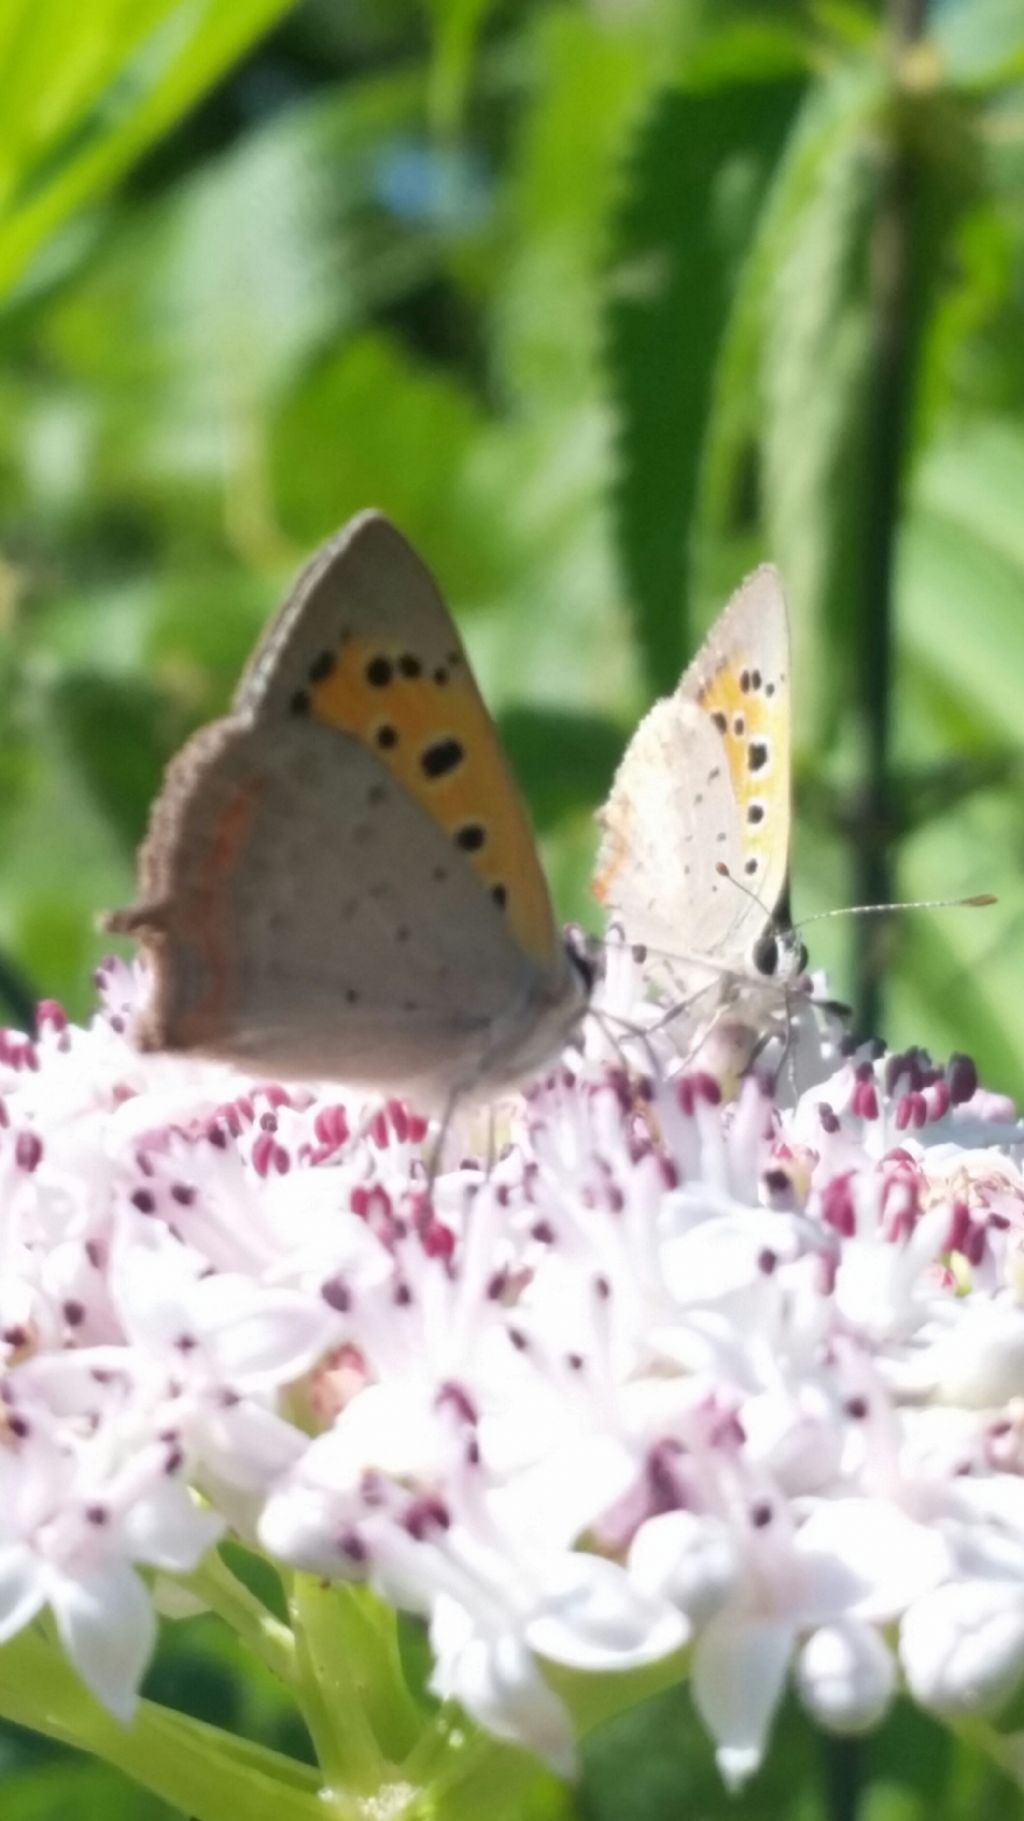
<box><xmin>593</xmin><ymin>565</ymin><xmax>806</xmax><ymax>1027</ymax></box>
<box><xmin>104</xmin><ymin>513</ymin><xmax>591</xmax><ymax>1106</ymax></box>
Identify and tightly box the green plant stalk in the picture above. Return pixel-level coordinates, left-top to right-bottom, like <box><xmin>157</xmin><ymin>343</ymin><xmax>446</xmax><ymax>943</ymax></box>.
<box><xmin>0</xmin><ymin>1627</ymin><xmax>334</xmax><ymax>1821</ymax></box>
<box><xmin>288</xmin><ymin>1574</ymin><xmax>394</xmax><ymax>1795</ymax></box>
<box><xmin>851</xmin><ymin>0</ymin><xmax>929</xmax><ymax>1035</ymax></box>
<box><xmin>180</xmin><ymin>1550</ymin><xmax>298</xmax><ymax>1687</ymax></box>
<box><xmin>0</xmin><ymin>1587</ymin><xmax>565</xmax><ymax>1821</ymax></box>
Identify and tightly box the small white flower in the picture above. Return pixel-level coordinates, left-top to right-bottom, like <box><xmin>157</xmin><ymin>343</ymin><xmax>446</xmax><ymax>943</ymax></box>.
<box><xmin>901</xmin><ymin>1581</ymin><xmax>1024</xmax><ymax>1716</ymax></box>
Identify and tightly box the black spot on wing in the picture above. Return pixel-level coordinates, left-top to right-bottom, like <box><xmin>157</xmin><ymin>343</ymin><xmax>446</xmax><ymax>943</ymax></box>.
<box><xmin>309</xmin><ymin>650</ymin><xmax>335</xmax><ymax>683</ymax></box>
<box><xmin>421</xmin><ymin>738</ymin><xmax>464</xmax><ymax>780</ymax></box>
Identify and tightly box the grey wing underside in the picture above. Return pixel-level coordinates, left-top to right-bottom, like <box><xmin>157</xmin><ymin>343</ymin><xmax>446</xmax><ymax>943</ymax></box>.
<box><xmin>236</xmin><ymin>512</ymin><xmax>467</xmax><ymax>716</ymax></box>
<box><xmin>595</xmin><ymin>697</ymin><xmax>766</xmax><ymax>983</ymax></box>
<box><xmin>116</xmin><ymin>714</ymin><xmax>540</xmax><ymax>1100</ymax></box>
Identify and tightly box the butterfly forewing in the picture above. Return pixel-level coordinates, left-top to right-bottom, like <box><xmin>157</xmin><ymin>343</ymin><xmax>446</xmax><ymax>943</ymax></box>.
<box><xmin>594</xmin><ymin>564</ymin><xmax>792</xmax><ymax>979</ymax></box>
<box><xmin>237</xmin><ymin>513</ymin><xmax>563</xmax><ymax>975</ymax></box>
<box><xmin>681</xmin><ymin>565</ymin><xmax>790</xmax><ymax>929</ymax></box>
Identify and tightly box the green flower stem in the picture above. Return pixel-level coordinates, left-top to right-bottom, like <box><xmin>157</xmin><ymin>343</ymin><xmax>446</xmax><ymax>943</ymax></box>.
<box><xmin>341</xmin><ymin>1587</ymin><xmax>426</xmax><ymax>1759</ymax></box>
<box><xmin>182</xmin><ymin>1550</ymin><xmax>298</xmax><ymax>1687</ymax></box>
<box><xmin>288</xmin><ymin>1573</ymin><xmax>404</xmax><ymax>1795</ymax></box>
<box><xmin>0</xmin><ymin>1627</ymin><xmax>339</xmax><ymax>1821</ymax></box>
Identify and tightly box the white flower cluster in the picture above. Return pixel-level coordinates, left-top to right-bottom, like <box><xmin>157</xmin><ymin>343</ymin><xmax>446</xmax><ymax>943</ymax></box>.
<box><xmin>3</xmin><ymin>957</ymin><xmax>1024</xmax><ymax>1787</ymax></box>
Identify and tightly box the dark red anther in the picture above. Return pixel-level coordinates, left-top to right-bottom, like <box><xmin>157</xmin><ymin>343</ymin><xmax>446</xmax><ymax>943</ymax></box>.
<box><xmin>15</xmin><ymin>1131</ymin><xmax>42</xmax><ymax>1172</ymax></box>
<box><xmin>437</xmin><ymin>1382</ymin><xmax>478</xmax><ymax>1426</ymax></box>
<box><xmin>946</xmin><ymin>1053</ymin><xmax>978</xmax><ymax>1106</ymax></box>
<box><xmin>314</xmin><ymin>1105</ymin><xmax>349</xmax><ymax>1149</ymax></box>
<box><xmin>851</xmin><ymin>1080</ymin><xmax>879</xmax><ymax>1121</ymax></box>
<box><xmin>421</xmin><ymin>1219</ymin><xmax>455</xmax><ymax>1261</ymax></box>
<box><xmin>693</xmin><ymin>1072</ymin><xmax>722</xmax><ymax>1107</ymax></box>
<box><xmin>405</xmin><ymin>1496</ymin><xmax>450</xmax><ymax>1540</ymax></box>
<box><xmin>821</xmin><ymin>1173</ymin><xmax>856</xmax><ymax>1237</ymax></box>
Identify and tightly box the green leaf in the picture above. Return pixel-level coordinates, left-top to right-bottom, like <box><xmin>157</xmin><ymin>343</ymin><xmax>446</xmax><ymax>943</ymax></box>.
<box><xmin>900</xmin><ymin>461</ymin><xmax>1024</xmax><ymax>751</ymax></box>
<box><xmin>756</xmin><ymin>73</ymin><xmax>878</xmax><ymax>748</ymax></box>
<box><xmin>423</xmin><ymin>0</ymin><xmax>497</xmax><ymax>135</ymax></box>
<box><xmin>39</xmin><ymin>72</ymin><xmax>430</xmax><ymax>535</ymax></box>
<box><xmin>48</xmin><ymin>670</ymin><xmax>171</xmax><ymax>850</ymax></box>
<box><xmin>696</xmin><ymin>58</ymin><xmax>880</xmax><ymax>575</ymax></box>
<box><xmin>935</xmin><ymin>0</ymin><xmax>1024</xmax><ymax>87</ymax></box>
<box><xmin>270</xmin><ymin>330</ymin><xmax>492</xmax><ymax>597</ymax></box>
<box><xmin>606</xmin><ymin>55</ymin><xmax>805</xmax><ymax>693</ymax></box>
<box><xmin>498</xmin><ymin>707</ymin><xmax>624</xmax><ymax>833</ymax></box>
<box><xmin>496</xmin><ymin>8</ymin><xmax>658</xmax><ymax>410</ymax></box>
<box><xmin>0</xmin><ymin>0</ymin><xmax>302</xmax><ymax>305</ymax></box>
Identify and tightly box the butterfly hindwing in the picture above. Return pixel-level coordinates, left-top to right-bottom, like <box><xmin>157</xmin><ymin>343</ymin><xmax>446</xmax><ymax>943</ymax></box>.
<box><xmin>112</xmin><ymin>715</ymin><xmax>546</xmax><ymax>1095</ymax></box>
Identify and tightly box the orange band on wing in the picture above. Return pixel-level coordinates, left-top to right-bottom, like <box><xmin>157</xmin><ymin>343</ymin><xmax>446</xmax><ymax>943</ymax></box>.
<box><xmin>290</xmin><ymin>635</ymin><xmax>558</xmax><ymax>971</ymax></box>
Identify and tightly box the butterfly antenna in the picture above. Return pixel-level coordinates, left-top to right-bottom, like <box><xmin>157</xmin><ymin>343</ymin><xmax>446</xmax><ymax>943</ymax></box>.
<box><xmin>792</xmin><ymin>893</ymin><xmax>996</xmax><ymax>935</ymax></box>
<box><xmin>713</xmin><ymin>860</ymin><xmax>778</xmax><ymax>923</ymax></box>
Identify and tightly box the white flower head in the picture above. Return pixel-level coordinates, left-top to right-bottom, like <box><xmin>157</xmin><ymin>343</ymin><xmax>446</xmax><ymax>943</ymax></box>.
<box><xmin>3</xmin><ymin>963</ymin><xmax>1024</xmax><ymax>1787</ymax></box>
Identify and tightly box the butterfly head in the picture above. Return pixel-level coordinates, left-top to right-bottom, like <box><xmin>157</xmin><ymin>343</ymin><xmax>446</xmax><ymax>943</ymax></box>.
<box><xmin>751</xmin><ymin>923</ymin><xmax>808</xmax><ymax>982</ymax></box>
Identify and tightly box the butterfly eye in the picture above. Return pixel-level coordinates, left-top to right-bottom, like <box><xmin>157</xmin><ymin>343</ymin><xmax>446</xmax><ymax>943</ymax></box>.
<box><xmin>752</xmin><ymin>930</ymin><xmax>779</xmax><ymax>977</ymax></box>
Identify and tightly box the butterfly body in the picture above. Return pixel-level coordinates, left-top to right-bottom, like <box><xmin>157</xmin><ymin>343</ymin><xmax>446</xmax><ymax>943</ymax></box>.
<box><xmin>107</xmin><ymin>514</ymin><xmax>587</xmax><ymax>1104</ymax></box>
<box><xmin>594</xmin><ymin>566</ymin><xmax>798</xmax><ymax>1021</ymax></box>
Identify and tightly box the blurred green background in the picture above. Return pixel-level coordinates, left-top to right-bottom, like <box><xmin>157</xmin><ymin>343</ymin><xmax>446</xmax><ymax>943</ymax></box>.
<box><xmin>2</xmin><ymin>4</ymin><xmax>1024</xmax><ymax>1817</ymax></box>
<box><xmin>2</xmin><ymin>0</ymin><xmax>1024</xmax><ymax>1090</ymax></box>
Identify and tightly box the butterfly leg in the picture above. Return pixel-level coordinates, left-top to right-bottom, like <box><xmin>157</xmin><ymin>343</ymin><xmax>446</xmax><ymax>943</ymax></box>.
<box><xmin>426</xmin><ymin>1085</ymin><xmax>463</xmax><ymax>1195</ymax></box>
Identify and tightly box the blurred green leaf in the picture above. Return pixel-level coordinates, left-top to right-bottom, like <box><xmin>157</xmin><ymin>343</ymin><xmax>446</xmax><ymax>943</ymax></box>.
<box><xmin>271</xmin><ymin>330</ymin><xmax>490</xmax><ymax>590</ymax></box>
<box><xmin>423</xmin><ymin>0</ymin><xmax>496</xmax><ymax>134</ymax></box>
<box><xmin>901</xmin><ymin>502</ymin><xmax>1024</xmax><ymax>749</ymax></box>
<box><xmin>696</xmin><ymin>58</ymin><xmax>879</xmax><ymax>602</ymax></box>
<box><xmin>496</xmin><ymin>8</ymin><xmax>661</xmax><ymax>409</ymax></box>
<box><xmin>37</xmin><ymin>72</ymin><xmax>432</xmax><ymax>540</ymax></box>
<box><xmin>0</xmin><ymin>0</ymin><xmax>301</xmax><ymax>304</ymax></box>
<box><xmin>607</xmin><ymin>49</ymin><xmax>805</xmax><ymax>692</ymax></box>
<box><xmin>0</xmin><ymin>1753</ymin><xmax>174</xmax><ymax>1821</ymax></box>
<box><xmin>49</xmin><ymin>669</ymin><xmax>170</xmax><ymax>849</ymax></box>
<box><xmin>499</xmin><ymin>707</ymin><xmax>624</xmax><ymax>834</ymax></box>
<box><xmin>757</xmin><ymin>77</ymin><xmax>876</xmax><ymax>748</ymax></box>
<box><xmin>935</xmin><ymin>0</ymin><xmax>1024</xmax><ymax>86</ymax></box>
